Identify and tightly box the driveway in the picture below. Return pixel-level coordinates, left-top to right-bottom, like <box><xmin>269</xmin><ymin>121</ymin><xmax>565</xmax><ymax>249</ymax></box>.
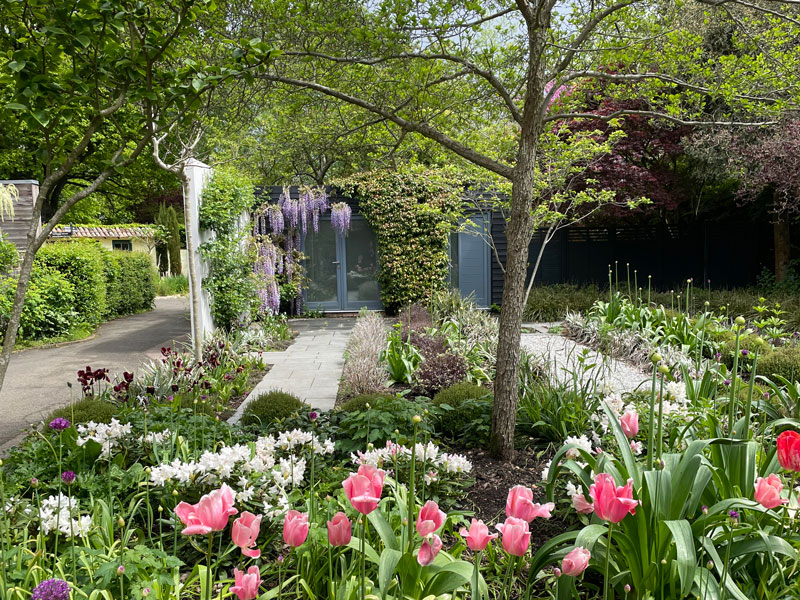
<box><xmin>0</xmin><ymin>296</ymin><xmax>190</xmax><ymax>451</ymax></box>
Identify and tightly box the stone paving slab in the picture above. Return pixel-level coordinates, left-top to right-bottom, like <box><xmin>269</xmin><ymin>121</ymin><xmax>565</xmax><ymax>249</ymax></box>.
<box><xmin>229</xmin><ymin>318</ymin><xmax>356</xmax><ymax>423</ymax></box>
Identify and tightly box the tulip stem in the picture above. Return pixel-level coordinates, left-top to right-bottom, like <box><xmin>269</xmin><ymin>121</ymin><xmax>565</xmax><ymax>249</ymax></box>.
<box><xmin>328</xmin><ymin>542</ymin><xmax>334</xmax><ymax>600</ymax></box>
<box><xmin>603</xmin><ymin>524</ymin><xmax>613</xmax><ymax>600</ymax></box>
<box><xmin>646</xmin><ymin>366</ymin><xmax>657</xmax><ymax>471</ymax></box>
<box><xmin>472</xmin><ymin>550</ymin><xmax>481</xmax><ymax>600</ymax></box>
<box><xmin>360</xmin><ymin>516</ymin><xmax>367</xmax><ymax>600</ymax></box>
<box><xmin>656</xmin><ymin>374</ymin><xmax>665</xmax><ymax>462</ymax></box>
<box><xmin>408</xmin><ymin>420</ymin><xmax>418</xmax><ymax>554</ymax></box>
<box><xmin>785</xmin><ymin>472</ymin><xmax>798</xmax><ymax>534</ymax></box>
<box><xmin>206</xmin><ymin>532</ymin><xmax>214</xmax><ymax>600</ymax></box>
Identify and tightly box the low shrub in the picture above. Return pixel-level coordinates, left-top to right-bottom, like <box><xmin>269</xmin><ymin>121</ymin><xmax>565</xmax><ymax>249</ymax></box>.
<box><xmin>408</xmin><ymin>331</ymin><xmax>447</xmax><ymax>359</ymax></box>
<box><xmin>412</xmin><ymin>352</ymin><xmax>468</xmax><ymax>397</ymax></box>
<box><xmin>105</xmin><ymin>251</ymin><xmax>157</xmax><ymax>317</ymax></box>
<box><xmin>46</xmin><ymin>396</ymin><xmax>116</xmax><ymax>426</ymax></box>
<box><xmin>432</xmin><ymin>382</ymin><xmax>493</xmax><ymax>442</ymax></box>
<box><xmin>524</xmin><ymin>284</ymin><xmax>601</xmax><ymax>321</ymax></box>
<box><xmin>397</xmin><ymin>302</ymin><xmax>433</xmax><ymax>335</ymax></box>
<box><xmin>756</xmin><ymin>345</ymin><xmax>800</xmax><ymax>383</ymax></box>
<box><xmin>0</xmin><ymin>266</ymin><xmax>78</xmax><ymax>340</ymax></box>
<box><xmin>0</xmin><ymin>232</ymin><xmax>18</xmax><ymax>273</ymax></box>
<box><xmin>338</xmin><ymin>392</ymin><xmax>396</xmax><ymax>413</ymax></box>
<box><xmin>157</xmin><ymin>274</ymin><xmax>189</xmax><ymax>296</ymax></box>
<box><xmin>241</xmin><ymin>389</ymin><xmax>307</xmax><ymax>426</ymax></box>
<box><xmin>341</xmin><ymin>311</ymin><xmax>388</xmax><ymax>397</ymax></box>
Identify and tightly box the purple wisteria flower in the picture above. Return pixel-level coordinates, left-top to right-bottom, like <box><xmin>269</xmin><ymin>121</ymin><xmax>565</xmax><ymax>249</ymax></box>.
<box><xmin>49</xmin><ymin>417</ymin><xmax>70</xmax><ymax>431</ymax></box>
<box><xmin>331</xmin><ymin>202</ymin><xmax>352</xmax><ymax>236</ymax></box>
<box><xmin>61</xmin><ymin>471</ymin><xmax>76</xmax><ymax>485</ymax></box>
<box><xmin>31</xmin><ymin>578</ymin><xmax>70</xmax><ymax>600</ymax></box>
<box><xmin>268</xmin><ymin>204</ymin><xmax>284</xmax><ymax>233</ymax></box>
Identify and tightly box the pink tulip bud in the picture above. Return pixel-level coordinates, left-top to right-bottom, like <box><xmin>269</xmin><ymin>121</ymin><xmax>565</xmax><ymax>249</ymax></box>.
<box><xmin>506</xmin><ymin>485</ymin><xmax>555</xmax><ymax>522</ymax></box>
<box><xmin>231</xmin><ymin>566</ymin><xmax>262</xmax><ymax>600</ymax></box>
<box><xmin>754</xmin><ymin>474</ymin><xmax>789</xmax><ymax>509</ymax></box>
<box><xmin>571</xmin><ymin>493</ymin><xmax>594</xmax><ymax>515</ymax></box>
<box><xmin>282</xmin><ymin>510</ymin><xmax>309</xmax><ymax>547</ymax></box>
<box><xmin>458</xmin><ymin>518</ymin><xmax>498</xmax><ymax>551</ymax></box>
<box><xmin>416</xmin><ymin>501</ymin><xmax>446</xmax><ymax>537</ymax></box>
<box><xmin>620</xmin><ymin>411</ymin><xmax>639</xmax><ymax>439</ymax></box>
<box><xmin>561</xmin><ymin>546</ymin><xmax>590</xmax><ymax>577</ymax></box>
<box><xmin>327</xmin><ymin>512</ymin><xmax>352</xmax><ymax>547</ymax></box>
<box><xmin>342</xmin><ymin>465</ymin><xmax>385</xmax><ymax>515</ymax></box>
<box><xmin>589</xmin><ymin>473</ymin><xmax>638</xmax><ymax>523</ymax></box>
<box><xmin>417</xmin><ymin>534</ymin><xmax>443</xmax><ymax>566</ymax></box>
<box><xmin>553</xmin><ymin>568</ymin><xmax>562</xmax><ymax>577</ymax></box>
<box><xmin>495</xmin><ymin>517</ymin><xmax>531</xmax><ymax>556</ymax></box>
<box><xmin>232</xmin><ymin>511</ymin><xmax>262</xmax><ymax>558</ymax></box>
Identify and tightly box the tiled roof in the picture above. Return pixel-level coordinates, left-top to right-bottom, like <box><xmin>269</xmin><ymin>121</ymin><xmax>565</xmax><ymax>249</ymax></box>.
<box><xmin>49</xmin><ymin>225</ymin><xmax>154</xmax><ymax>239</ymax></box>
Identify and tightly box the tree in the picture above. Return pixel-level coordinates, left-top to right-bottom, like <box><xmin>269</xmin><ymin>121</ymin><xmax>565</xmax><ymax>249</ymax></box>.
<box><xmin>0</xmin><ymin>0</ymin><xmax>271</xmax><ymax>389</ymax></box>
<box><xmin>254</xmin><ymin>0</ymin><xmax>800</xmax><ymax>459</ymax></box>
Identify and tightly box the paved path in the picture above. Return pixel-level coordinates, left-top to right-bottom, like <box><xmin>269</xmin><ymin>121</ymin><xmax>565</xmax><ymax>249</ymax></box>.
<box><xmin>230</xmin><ymin>317</ymin><xmax>354</xmax><ymax>422</ymax></box>
<box><xmin>0</xmin><ymin>296</ymin><xmax>190</xmax><ymax>451</ymax></box>
<box><xmin>521</xmin><ymin>323</ymin><xmax>649</xmax><ymax>394</ymax></box>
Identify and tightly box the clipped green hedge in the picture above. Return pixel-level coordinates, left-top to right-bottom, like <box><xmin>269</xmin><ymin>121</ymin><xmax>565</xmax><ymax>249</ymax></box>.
<box><xmin>0</xmin><ymin>266</ymin><xmax>77</xmax><ymax>340</ymax></box>
<box><xmin>104</xmin><ymin>251</ymin><xmax>157</xmax><ymax>318</ymax></box>
<box><xmin>35</xmin><ymin>240</ymin><xmax>107</xmax><ymax>324</ymax></box>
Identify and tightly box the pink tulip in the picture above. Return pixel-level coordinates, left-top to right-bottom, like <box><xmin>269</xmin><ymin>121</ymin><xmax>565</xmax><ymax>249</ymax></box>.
<box><xmin>572</xmin><ymin>493</ymin><xmax>594</xmax><ymax>514</ymax></box>
<box><xmin>232</xmin><ymin>511</ymin><xmax>262</xmax><ymax>558</ymax></box>
<box><xmin>174</xmin><ymin>483</ymin><xmax>238</xmax><ymax>535</ymax></box>
<box><xmin>777</xmin><ymin>431</ymin><xmax>800</xmax><ymax>472</ymax></box>
<box><xmin>459</xmin><ymin>518</ymin><xmax>498</xmax><ymax>551</ymax></box>
<box><xmin>495</xmin><ymin>517</ymin><xmax>531</xmax><ymax>556</ymax></box>
<box><xmin>620</xmin><ymin>411</ymin><xmax>639</xmax><ymax>439</ymax></box>
<box><xmin>416</xmin><ymin>501</ymin><xmax>446</xmax><ymax>537</ymax></box>
<box><xmin>754</xmin><ymin>474</ymin><xmax>789</xmax><ymax>509</ymax></box>
<box><xmin>327</xmin><ymin>512</ymin><xmax>352</xmax><ymax>547</ymax></box>
<box><xmin>506</xmin><ymin>485</ymin><xmax>555</xmax><ymax>522</ymax></box>
<box><xmin>230</xmin><ymin>566</ymin><xmax>262</xmax><ymax>600</ymax></box>
<box><xmin>417</xmin><ymin>533</ymin><xmax>443</xmax><ymax>566</ymax></box>
<box><xmin>589</xmin><ymin>474</ymin><xmax>638</xmax><ymax>523</ymax></box>
<box><xmin>342</xmin><ymin>465</ymin><xmax>385</xmax><ymax>515</ymax></box>
<box><xmin>561</xmin><ymin>547</ymin><xmax>591</xmax><ymax>577</ymax></box>
<box><xmin>282</xmin><ymin>510</ymin><xmax>309</xmax><ymax>547</ymax></box>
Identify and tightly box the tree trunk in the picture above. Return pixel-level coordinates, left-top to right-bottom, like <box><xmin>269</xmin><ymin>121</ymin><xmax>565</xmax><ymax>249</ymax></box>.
<box><xmin>0</xmin><ymin>191</ymin><xmax>47</xmax><ymax>391</ymax></box>
<box><xmin>180</xmin><ymin>172</ymin><xmax>204</xmax><ymax>359</ymax></box>
<box><xmin>774</xmin><ymin>218</ymin><xmax>790</xmax><ymax>282</ymax></box>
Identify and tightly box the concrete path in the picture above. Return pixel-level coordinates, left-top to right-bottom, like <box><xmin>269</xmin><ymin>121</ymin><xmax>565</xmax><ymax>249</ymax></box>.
<box><xmin>0</xmin><ymin>296</ymin><xmax>190</xmax><ymax>451</ymax></box>
<box><xmin>521</xmin><ymin>325</ymin><xmax>650</xmax><ymax>394</ymax></box>
<box><xmin>230</xmin><ymin>317</ymin><xmax>354</xmax><ymax>422</ymax></box>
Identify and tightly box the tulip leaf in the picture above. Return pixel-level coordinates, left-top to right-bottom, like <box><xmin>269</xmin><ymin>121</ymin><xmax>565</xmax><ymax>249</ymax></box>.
<box><xmin>369</xmin><ymin>509</ymin><xmax>400</xmax><ymax>551</ymax></box>
<box><xmin>574</xmin><ymin>524</ymin><xmax>607</xmax><ymax>553</ymax></box>
<box><xmin>664</xmin><ymin>519</ymin><xmax>696</xmax><ymax>597</ymax></box>
<box><xmin>346</xmin><ymin>537</ymin><xmax>381</xmax><ymax>564</ymax></box>
<box><xmin>378</xmin><ymin>548</ymin><xmax>402</xmax><ymax>599</ymax></box>
<box><xmin>423</xmin><ymin>560</ymin><xmax>474</xmax><ymax>596</ymax></box>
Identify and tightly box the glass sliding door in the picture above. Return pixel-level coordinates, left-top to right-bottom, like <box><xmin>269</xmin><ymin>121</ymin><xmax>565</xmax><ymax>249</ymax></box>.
<box><xmin>303</xmin><ymin>215</ymin><xmax>382</xmax><ymax>311</ymax></box>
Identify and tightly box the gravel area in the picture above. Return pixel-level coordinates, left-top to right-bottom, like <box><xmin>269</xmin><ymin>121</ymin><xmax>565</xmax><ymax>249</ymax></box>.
<box><xmin>521</xmin><ymin>325</ymin><xmax>650</xmax><ymax>394</ymax></box>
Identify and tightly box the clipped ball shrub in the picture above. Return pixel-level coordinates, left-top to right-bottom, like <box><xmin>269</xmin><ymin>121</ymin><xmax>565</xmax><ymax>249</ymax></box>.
<box><xmin>338</xmin><ymin>393</ymin><xmax>396</xmax><ymax>413</ymax></box>
<box><xmin>757</xmin><ymin>345</ymin><xmax>800</xmax><ymax>383</ymax></box>
<box><xmin>432</xmin><ymin>382</ymin><xmax>493</xmax><ymax>443</ymax></box>
<box><xmin>242</xmin><ymin>390</ymin><xmax>307</xmax><ymax>426</ymax></box>
<box><xmin>46</xmin><ymin>397</ymin><xmax>116</xmax><ymax>427</ymax></box>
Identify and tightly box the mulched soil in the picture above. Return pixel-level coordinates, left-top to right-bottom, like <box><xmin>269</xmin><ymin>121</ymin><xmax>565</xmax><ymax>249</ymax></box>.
<box><xmin>458</xmin><ymin>446</ymin><xmax>570</xmax><ymax>552</ymax></box>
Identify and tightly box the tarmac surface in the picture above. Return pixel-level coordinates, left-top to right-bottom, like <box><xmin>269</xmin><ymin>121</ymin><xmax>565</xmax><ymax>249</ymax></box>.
<box><xmin>0</xmin><ymin>295</ymin><xmax>190</xmax><ymax>451</ymax></box>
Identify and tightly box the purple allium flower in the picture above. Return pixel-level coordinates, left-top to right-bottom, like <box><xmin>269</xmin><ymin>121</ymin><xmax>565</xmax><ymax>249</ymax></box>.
<box><xmin>723</xmin><ymin>379</ymin><xmax>731</xmax><ymax>387</ymax></box>
<box><xmin>714</xmin><ymin>352</ymin><xmax>722</xmax><ymax>361</ymax></box>
<box><xmin>49</xmin><ymin>417</ymin><xmax>70</xmax><ymax>431</ymax></box>
<box><xmin>741</xmin><ymin>349</ymin><xmax>750</xmax><ymax>357</ymax></box>
<box><xmin>309</xmin><ymin>411</ymin><xmax>319</xmax><ymax>421</ymax></box>
<box><xmin>701</xmin><ymin>505</ymin><xmax>708</xmax><ymax>514</ymax></box>
<box><xmin>31</xmin><ymin>578</ymin><xmax>70</xmax><ymax>600</ymax></box>
<box><xmin>729</xmin><ymin>510</ymin><xmax>739</xmax><ymax>521</ymax></box>
<box><xmin>61</xmin><ymin>471</ymin><xmax>76</xmax><ymax>485</ymax></box>
<box><xmin>117</xmin><ymin>565</ymin><xmax>125</xmax><ymax>575</ymax></box>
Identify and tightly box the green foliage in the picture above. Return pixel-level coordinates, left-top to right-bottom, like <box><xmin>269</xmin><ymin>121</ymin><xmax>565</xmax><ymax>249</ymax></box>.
<box><xmin>381</xmin><ymin>323</ymin><xmax>422</xmax><ymax>384</ymax></box>
<box><xmin>35</xmin><ymin>240</ymin><xmax>107</xmax><ymax>324</ymax></box>
<box><xmin>103</xmin><ymin>251</ymin><xmax>157</xmax><ymax>318</ymax></box>
<box><xmin>756</xmin><ymin>345</ymin><xmax>800</xmax><ymax>383</ymax></box>
<box><xmin>157</xmin><ymin>275</ymin><xmax>189</xmax><ymax>296</ymax></box>
<box><xmin>46</xmin><ymin>396</ymin><xmax>116</xmax><ymax>426</ymax></box>
<box><xmin>241</xmin><ymin>390</ymin><xmax>307</xmax><ymax>426</ymax></box>
<box><xmin>155</xmin><ymin>204</ymin><xmax>183</xmax><ymax>277</ymax></box>
<box><xmin>412</xmin><ymin>351</ymin><xmax>468</xmax><ymax>397</ymax></box>
<box><xmin>338</xmin><ymin>393</ymin><xmax>397</xmax><ymax>413</ymax></box>
<box><xmin>334</xmin><ymin>169</ymin><xmax>463</xmax><ymax>312</ymax></box>
<box><xmin>199</xmin><ymin>169</ymin><xmax>257</xmax><ymax>329</ymax></box>
<box><xmin>524</xmin><ymin>284</ymin><xmax>601</xmax><ymax>321</ymax></box>
<box><xmin>0</xmin><ymin>266</ymin><xmax>77</xmax><ymax>340</ymax></box>
<box><xmin>432</xmin><ymin>382</ymin><xmax>493</xmax><ymax>445</ymax></box>
<box><xmin>0</xmin><ymin>232</ymin><xmax>18</xmax><ymax>272</ymax></box>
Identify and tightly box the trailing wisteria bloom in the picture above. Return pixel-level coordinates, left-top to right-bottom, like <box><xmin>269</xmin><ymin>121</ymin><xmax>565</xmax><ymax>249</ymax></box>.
<box><xmin>331</xmin><ymin>202</ymin><xmax>351</xmax><ymax>235</ymax></box>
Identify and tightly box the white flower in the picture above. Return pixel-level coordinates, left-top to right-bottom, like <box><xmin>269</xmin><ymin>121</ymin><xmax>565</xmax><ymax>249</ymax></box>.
<box><xmin>564</xmin><ymin>435</ymin><xmax>592</xmax><ymax>459</ymax></box>
<box><xmin>565</xmin><ymin>481</ymin><xmax>579</xmax><ymax>498</ymax></box>
<box><xmin>424</xmin><ymin>471</ymin><xmax>438</xmax><ymax>485</ymax></box>
<box><xmin>630</xmin><ymin>441</ymin><xmax>643</xmax><ymax>455</ymax></box>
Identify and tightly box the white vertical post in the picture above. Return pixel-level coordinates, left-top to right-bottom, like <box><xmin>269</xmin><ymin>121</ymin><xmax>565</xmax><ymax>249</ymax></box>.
<box><xmin>184</xmin><ymin>159</ymin><xmax>214</xmax><ymax>340</ymax></box>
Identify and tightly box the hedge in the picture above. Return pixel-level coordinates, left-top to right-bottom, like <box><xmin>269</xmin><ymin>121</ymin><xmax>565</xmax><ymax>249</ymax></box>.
<box><xmin>0</xmin><ymin>240</ymin><xmax>158</xmax><ymax>342</ymax></box>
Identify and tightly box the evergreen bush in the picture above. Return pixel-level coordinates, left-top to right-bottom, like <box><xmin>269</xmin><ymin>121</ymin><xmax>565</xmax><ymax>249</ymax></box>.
<box><xmin>241</xmin><ymin>390</ymin><xmax>307</xmax><ymax>426</ymax></box>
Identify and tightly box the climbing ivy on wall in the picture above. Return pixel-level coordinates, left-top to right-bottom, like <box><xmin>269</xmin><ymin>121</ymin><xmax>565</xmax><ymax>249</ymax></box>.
<box><xmin>334</xmin><ymin>168</ymin><xmax>463</xmax><ymax>313</ymax></box>
<box><xmin>198</xmin><ymin>168</ymin><xmax>256</xmax><ymax>329</ymax></box>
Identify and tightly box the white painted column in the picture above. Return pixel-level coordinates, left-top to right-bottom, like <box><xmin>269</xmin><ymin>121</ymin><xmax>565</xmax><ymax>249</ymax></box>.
<box><xmin>184</xmin><ymin>159</ymin><xmax>214</xmax><ymax>339</ymax></box>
